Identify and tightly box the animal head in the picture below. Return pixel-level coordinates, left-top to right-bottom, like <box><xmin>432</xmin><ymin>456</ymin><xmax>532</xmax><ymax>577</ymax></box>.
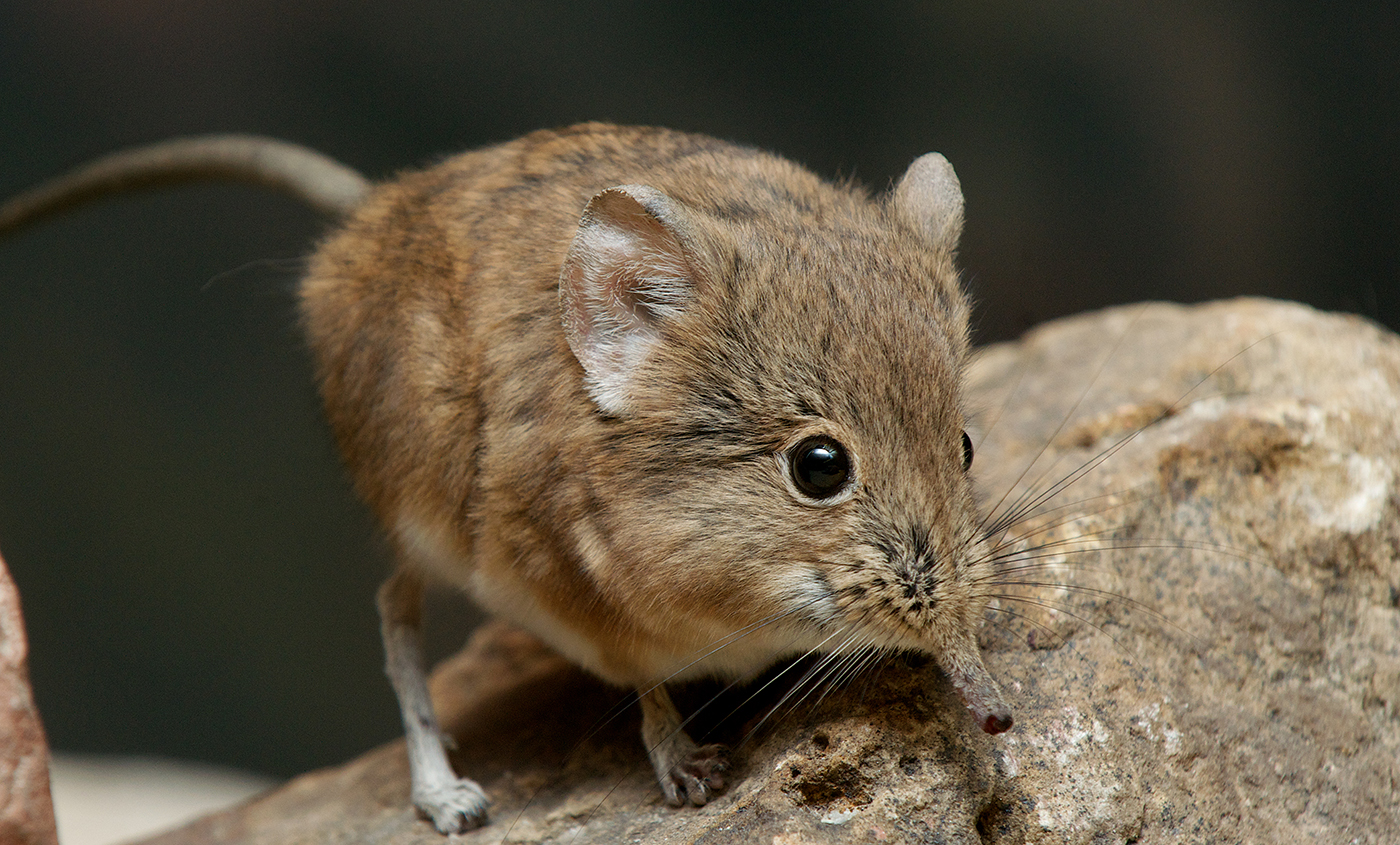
<box><xmin>560</xmin><ymin>152</ymin><xmax>1010</xmax><ymax>733</ymax></box>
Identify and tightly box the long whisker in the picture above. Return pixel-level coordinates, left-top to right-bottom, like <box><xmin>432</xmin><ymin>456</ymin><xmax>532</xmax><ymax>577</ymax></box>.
<box><xmin>988</xmin><ymin>583</ymin><xmax>1207</xmax><ymax>652</ymax></box>
<box><xmin>982</xmin><ymin>482</ymin><xmax>1158</xmax><ymax>544</ymax></box>
<box><xmin>977</xmin><ymin>305</ymin><xmax>1155</xmax><ymax>532</ymax></box>
<box><xmin>781</xmin><ymin>634</ymin><xmax>872</xmax><ymax>716</ymax></box>
<box><xmin>982</xmin><ymin>603</ymin><xmax>1081</xmax><ymax>652</ymax></box>
<box><xmin>983</xmin><ymin>593</ymin><xmax>1142</xmax><ymax>657</ymax></box>
<box><xmin>981</xmin><ymin>335</ymin><xmax>1273</xmax><ymax>541</ymax></box>
<box><xmin>982</xmin><ymin>537</ymin><xmax>1256</xmax><ymax>568</ymax></box>
<box><xmin>558</xmin><ymin>619</ymin><xmax>853</xmax><ymax>844</ymax></box>
<box><xmin>734</xmin><ymin>629</ymin><xmax>868</xmax><ymax>749</ymax></box>
<box><xmin>809</xmin><ymin>640</ymin><xmax>882</xmax><ymax>712</ymax></box>
<box><xmin>979</xmin><ymin>601</ymin><xmax>1172</xmax><ymax>688</ymax></box>
<box><xmin>507</xmin><ymin>594</ymin><xmax>833</xmax><ymax>843</ymax></box>
<box><xmin>638</xmin><ymin>595</ymin><xmax>831</xmax><ymax>699</ymax></box>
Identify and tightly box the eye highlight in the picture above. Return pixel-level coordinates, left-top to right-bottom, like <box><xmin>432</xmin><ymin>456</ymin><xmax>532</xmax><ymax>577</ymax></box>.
<box><xmin>789</xmin><ymin>436</ymin><xmax>851</xmax><ymax>499</ymax></box>
<box><xmin>961</xmin><ymin>430</ymin><xmax>974</xmax><ymax>471</ymax></box>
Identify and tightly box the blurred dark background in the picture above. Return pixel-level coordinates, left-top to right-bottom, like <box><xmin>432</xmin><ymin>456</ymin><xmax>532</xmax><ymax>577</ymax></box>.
<box><xmin>0</xmin><ymin>1</ymin><xmax>1395</xmax><ymax>778</ymax></box>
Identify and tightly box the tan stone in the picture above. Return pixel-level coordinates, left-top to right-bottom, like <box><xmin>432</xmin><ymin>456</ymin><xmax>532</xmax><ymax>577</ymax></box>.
<box><xmin>138</xmin><ymin>299</ymin><xmax>1400</xmax><ymax>844</ymax></box>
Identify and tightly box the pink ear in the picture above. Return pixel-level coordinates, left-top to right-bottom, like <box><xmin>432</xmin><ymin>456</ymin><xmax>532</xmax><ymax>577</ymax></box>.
<box><xmin>559</xmin><ymin>185</ymin><xmax>699</xmax><ymax>415</ymax></box>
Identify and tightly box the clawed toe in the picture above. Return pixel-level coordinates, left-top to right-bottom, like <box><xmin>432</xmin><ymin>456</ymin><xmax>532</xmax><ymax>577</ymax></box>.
<box><xmin>665</xmin><ymin>743</ymin><xmax>730</xmax><ymax>807</ymax></box>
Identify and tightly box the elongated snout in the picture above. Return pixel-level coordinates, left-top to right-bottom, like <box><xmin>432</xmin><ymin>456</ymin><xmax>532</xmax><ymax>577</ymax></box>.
<box><xmin>941</xmin><ymin>642</ymin><xmax>1013</xmax><ymax>734</ymax></box>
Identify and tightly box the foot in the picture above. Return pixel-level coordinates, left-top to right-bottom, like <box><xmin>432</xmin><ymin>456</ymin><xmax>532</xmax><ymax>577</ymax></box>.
<box><xmin>413</xmin><ymin>777</ymin><xmax>490</xmax><ymax>833</ymax></box>
<box><xmin>652</xmin><ymin>737</ymin><xmax>730</xmax><ymax>807</ymax></box>
<box><xmin>639</xmin><ymin>683</ymin><xmax>732</xmax><ymax>807</ymax></box>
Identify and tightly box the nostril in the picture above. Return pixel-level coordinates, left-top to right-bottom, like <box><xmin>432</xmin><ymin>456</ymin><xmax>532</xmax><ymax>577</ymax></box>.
<box><xmin>981</xmin><ymin>710</ymin><xmax>1013</xmax><ymax>734</ymax></box>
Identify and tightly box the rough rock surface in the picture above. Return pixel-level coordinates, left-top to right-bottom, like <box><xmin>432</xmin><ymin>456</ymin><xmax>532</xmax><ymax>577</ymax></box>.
<box><xmin>0</xmin><ymin>550</ymin><xmax>59</xmax><ymax>845</ymax></box>
<box><xmin>139</xmin><ymin>298</ymin><xmax>1399</xmax><ymax>844</ymax></box>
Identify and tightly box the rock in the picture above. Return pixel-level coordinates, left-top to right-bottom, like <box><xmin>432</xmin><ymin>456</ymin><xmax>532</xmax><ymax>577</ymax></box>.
<box><xmin>966</xmin><ymin>298</ymin><xmax>1400</xmax><ymax>844</ymax></box>
<box><xmin>0</xmin><ymin>550</ymin><xmax>60</xmax><ymax>845</ymax></box>
<box><xmin>137</xmin><ymin>298</ymin><xmax>1400</xmax><ymax>844</ymax></box>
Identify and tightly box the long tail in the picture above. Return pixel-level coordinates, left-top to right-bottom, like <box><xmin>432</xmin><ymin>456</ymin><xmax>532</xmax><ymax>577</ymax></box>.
<box><xmin>0</xmin><ymin>134</ymin><xmax>370</xmax><ymax>233</ymax></box>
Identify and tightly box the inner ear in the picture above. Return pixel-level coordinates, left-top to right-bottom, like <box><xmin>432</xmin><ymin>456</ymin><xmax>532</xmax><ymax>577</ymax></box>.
<box><xmin>559</xmin><ymin>184</ymin><xmax>700</xmax><ymax>415</ymax></box>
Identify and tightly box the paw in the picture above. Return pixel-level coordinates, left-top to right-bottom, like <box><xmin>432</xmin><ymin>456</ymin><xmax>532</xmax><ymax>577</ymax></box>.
<box><xmin>658</xmin><ymin>743</ymin><xmax>729</xmax><ymax>808</ymax></box>
<box><xmin>413</xmin><ymin>778</ymin><xmax>490</xmax><ymax>834</ymax></box>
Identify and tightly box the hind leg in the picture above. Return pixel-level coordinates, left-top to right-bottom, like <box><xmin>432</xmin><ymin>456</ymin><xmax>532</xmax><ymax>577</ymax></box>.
<box><xmin>378</xmin><ymin>566</ymin><xmax>489</xmax><ymax>832</ymax></box>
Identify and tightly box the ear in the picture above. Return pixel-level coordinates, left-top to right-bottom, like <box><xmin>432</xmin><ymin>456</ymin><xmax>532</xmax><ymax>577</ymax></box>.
<box><xmin>559</xmin><ymin>184</ymin><xmax>700</xmax><ymax>415</ymax></box>
<box><xmin>891</xmin><ymin>152</ymin><xmax>965</xmax><ymax>250</ymax></box>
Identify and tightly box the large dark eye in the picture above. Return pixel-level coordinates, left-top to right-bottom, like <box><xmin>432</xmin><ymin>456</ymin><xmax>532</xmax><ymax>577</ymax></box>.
<box><xmin>790</xmin><ymin>436</ymin><xmax>851</xmax><ymax>499</ymax></box>
<box><xmin>961</xmin><ymin>430</ymin><xmax>974</xmax><ymax>471</ymax></box>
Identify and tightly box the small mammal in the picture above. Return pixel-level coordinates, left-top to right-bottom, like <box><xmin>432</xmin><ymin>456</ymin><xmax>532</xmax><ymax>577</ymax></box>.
<box><xmin>1</xmin><ymin>123</ymin><xmax>1011</xmax><ymax>833</ymax></box>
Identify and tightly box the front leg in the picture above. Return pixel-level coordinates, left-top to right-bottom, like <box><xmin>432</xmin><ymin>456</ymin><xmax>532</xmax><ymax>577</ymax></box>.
<box><xmin>638</xmin><ymin>684</ymin><xmax>729</xmax><ymax>807</ymax></box>
<box><xmin>378</xmin><ymin>567</ymin><xmax>490</xmax><ymax>833</ymax></box>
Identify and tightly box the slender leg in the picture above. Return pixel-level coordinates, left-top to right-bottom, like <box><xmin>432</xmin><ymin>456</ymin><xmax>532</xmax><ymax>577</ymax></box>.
<box><xmin>378</xmin><ymin>567</ymin><xmax>489</xmax><ymax>832</ymax></box>
<box><xmin>637</xmin><ymin>683</ymin><xmax>729</xmax><ymax>807</ymax></box>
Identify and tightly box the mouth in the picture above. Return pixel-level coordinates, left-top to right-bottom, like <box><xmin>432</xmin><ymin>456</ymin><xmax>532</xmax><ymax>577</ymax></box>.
<box><xmin>821</xmin><ymin>571</ymin><xmax>1012</xmax><ymax>733</ymax></box>
<box><xmin>848</xmin><ymin>620</ymin><xmax>1014</xmax><ymax>734</ymax></box>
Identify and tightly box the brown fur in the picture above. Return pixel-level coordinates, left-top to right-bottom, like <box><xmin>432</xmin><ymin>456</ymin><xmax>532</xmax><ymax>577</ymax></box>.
<box><xmin>303</xmin><ymin>124</ymin><xmax>980</xmax><ymax>672</ymax></box>
<box><xmin>2</xmin><ymin>123</ymin><xmax>1007</xmax><ymax>831</ymax></box>
<box><xmin>299</xmin><ymin>123</ymin><xmax>1006</xmax><ymax>827</ymax></box>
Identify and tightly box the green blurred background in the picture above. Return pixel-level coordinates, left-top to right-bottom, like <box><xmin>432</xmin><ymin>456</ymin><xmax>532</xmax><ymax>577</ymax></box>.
<box><xmin>0</xmin><ymin>1</ymin><xmax>1395</xmax><ymax>778</ymax></box>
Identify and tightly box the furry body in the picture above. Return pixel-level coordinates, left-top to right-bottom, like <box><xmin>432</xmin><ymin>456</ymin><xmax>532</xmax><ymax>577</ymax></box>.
<box><xmin>4</xmin><ymin>124</ymin><xmax>1010</xmax><ymax>832</ymax></box>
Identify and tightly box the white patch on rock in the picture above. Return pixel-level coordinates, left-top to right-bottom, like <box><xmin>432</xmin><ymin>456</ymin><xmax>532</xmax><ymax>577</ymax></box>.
<box><xmin>1163</xmin><ymin>726</ymin><xmax>1182</xmax><ymax>756</ymax></box>
<box><xmin>1300</xmin><ymin>452</ymin><xmax>1392</xmax><ymax>533</ymax></box>
<box><xmin>1129</xmin><ymin>703</ymin><xmax>1182</xmax><ymax>757</ymax></box>
<box><xmin>1022</xmin><ymin>707</ymin><xmax>1125</xmax><ymax>833</ymax></box>
<box><xmin>820</xmin><ymin>808</ymin><xmax>860</xmax><ymax>825</ymax></box>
